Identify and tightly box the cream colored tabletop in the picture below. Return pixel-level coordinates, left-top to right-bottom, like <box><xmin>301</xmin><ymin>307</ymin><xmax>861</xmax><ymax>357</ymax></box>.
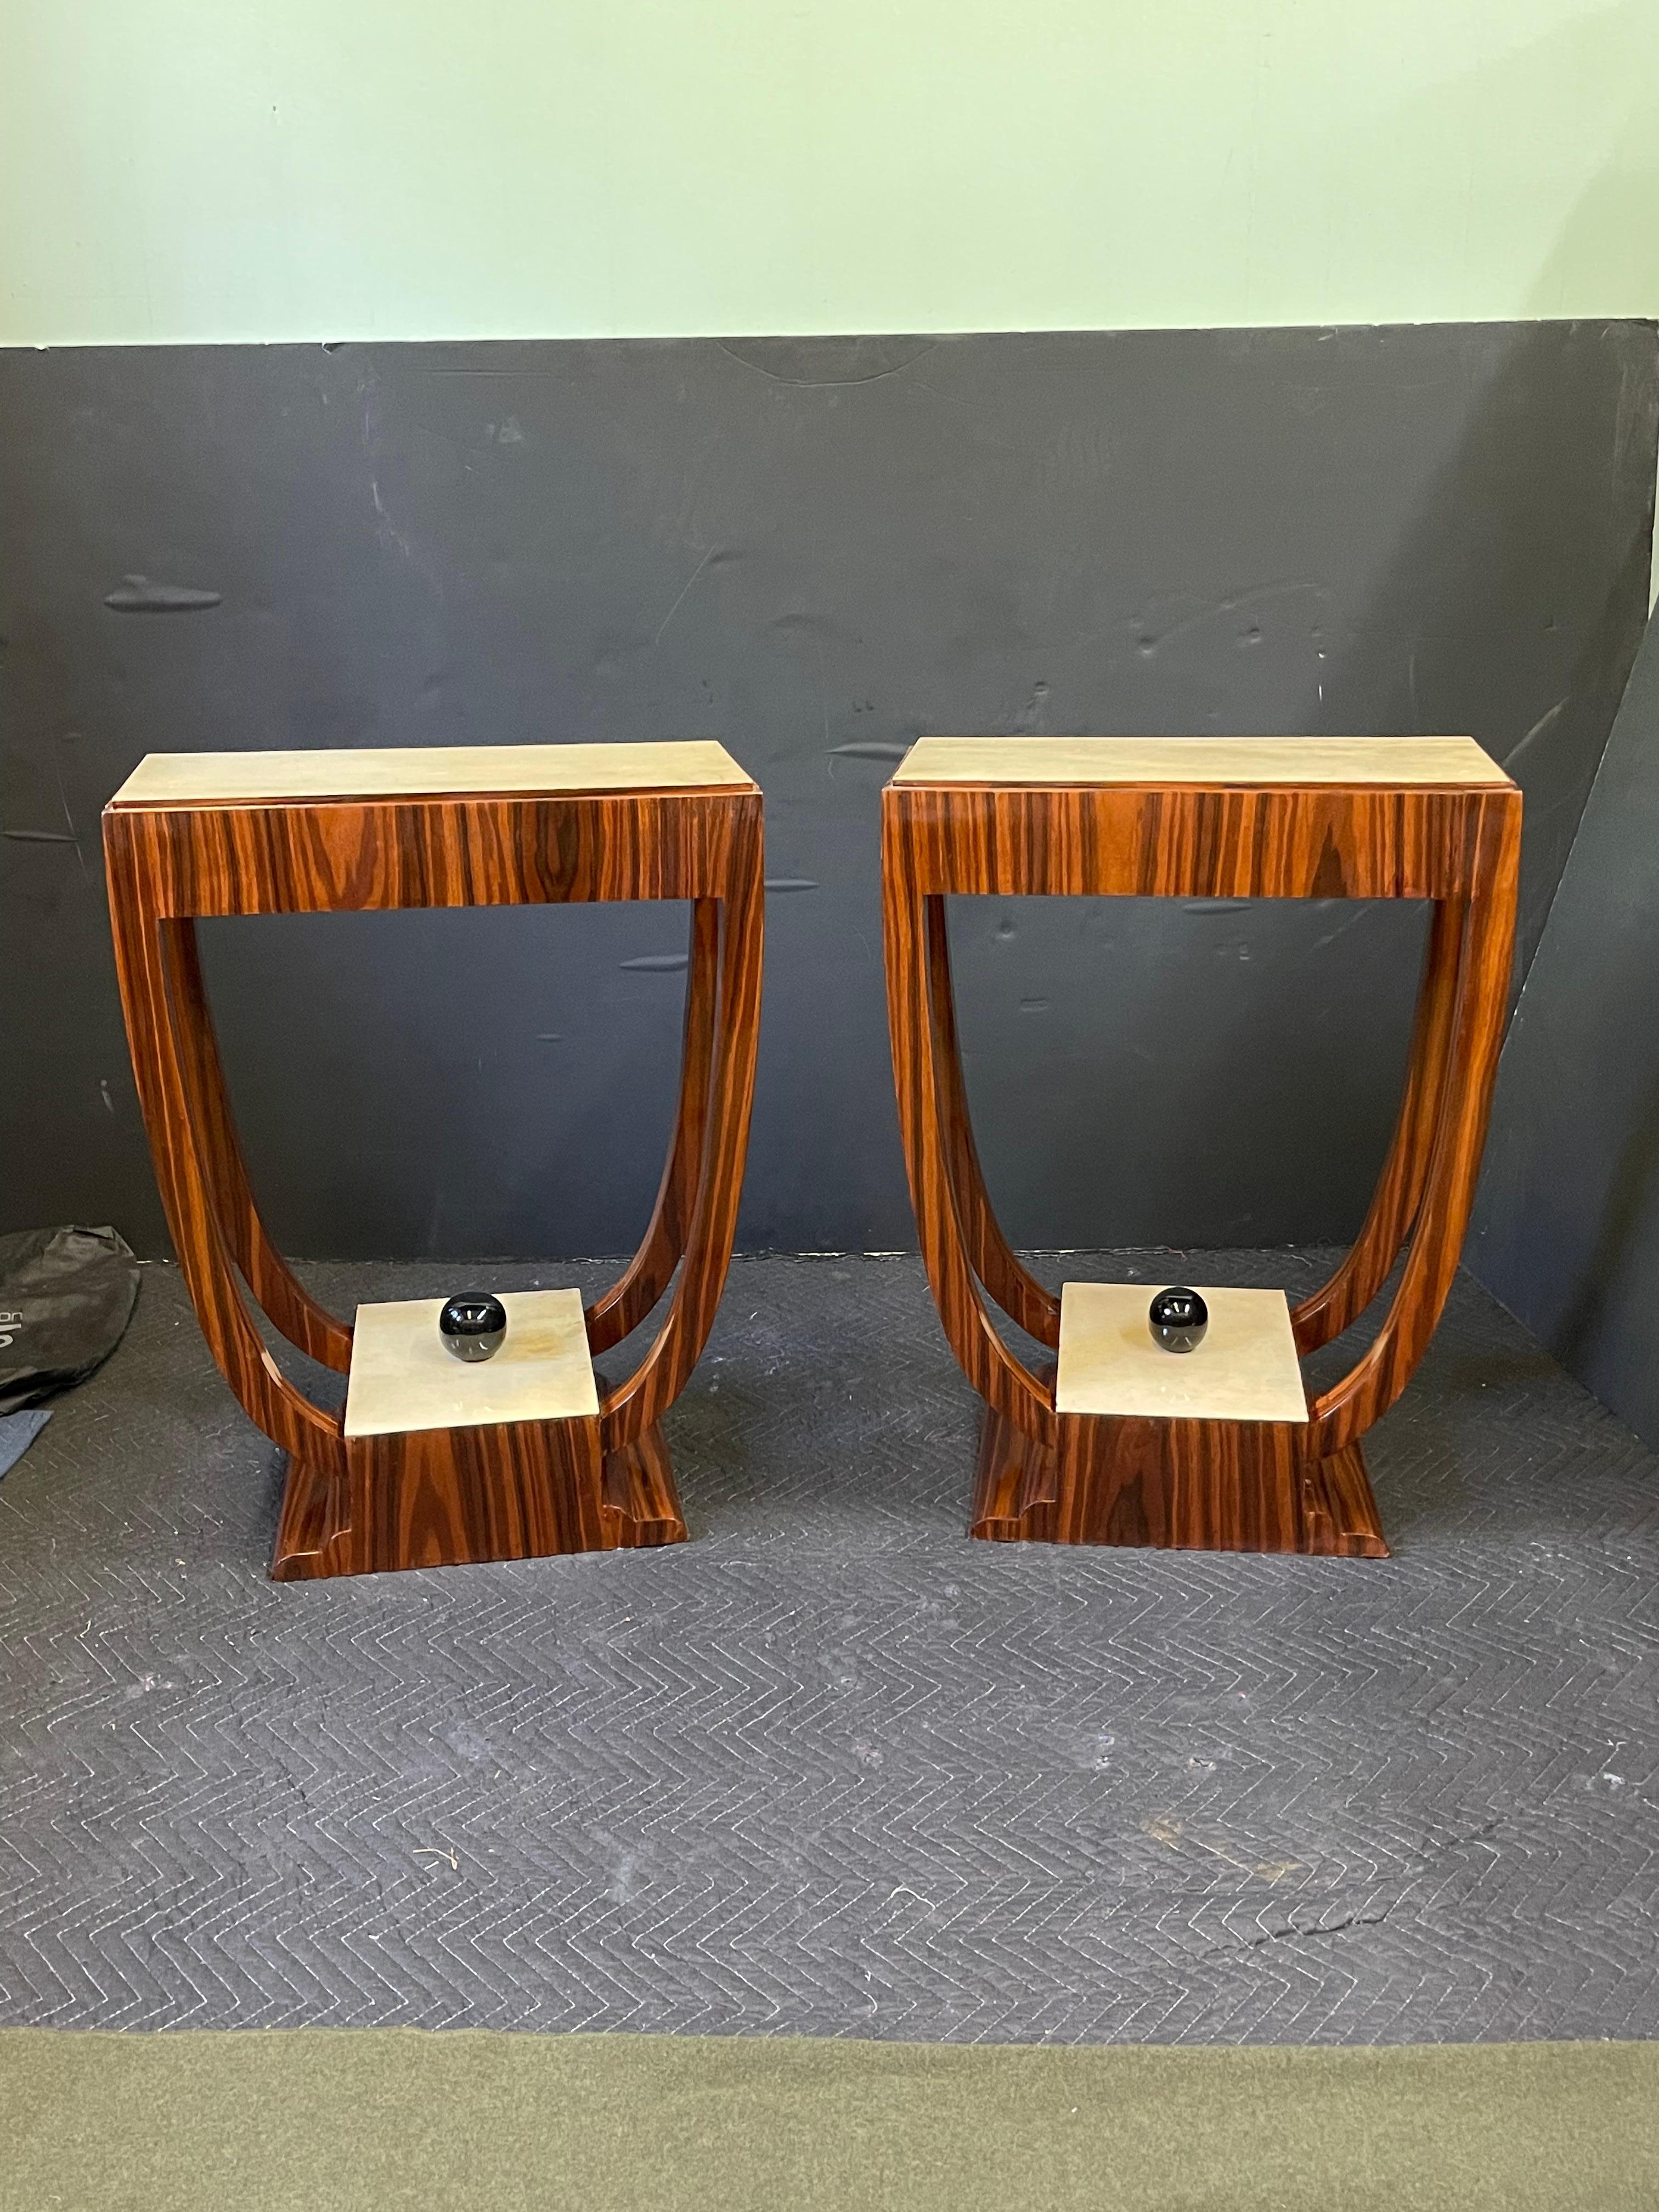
<box><xmin>891</xmin><ymin>736</ymin><xmax>1509</xmax><ymax>789</ymax></box>
<box><xmin>109</xmin><ymin>741</ymin><xmax>755</xmax><ymax>809</ymax></box>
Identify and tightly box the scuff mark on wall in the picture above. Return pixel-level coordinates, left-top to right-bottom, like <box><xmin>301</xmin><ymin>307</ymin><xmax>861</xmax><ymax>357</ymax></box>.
<box><xmin>653</xmin><ymin>548</ymin><xmax>727</xmax><ymax>646</ymax></box>
<box><xmin>716</xmin><ymin>337</ymin><xmax>938</xmax><ymax>390</ymax></box>
<box><xmin>1131</xmin><ymin>579</ymin><xmax>1322</xmax><ymax>658</ymax></box>
<box><xmin>358</xmin><ymin>361</ymin><xmax>440</xmax><ymax>591</ymax></box>
<box><xmin>1504</xmin><ymin>696</ymin><xmax>1570</xmax><ymax>768</ymax></box>
<box><xmin>830</xmin><ymin>741</ymin><xmax>907</xmax><ymax>764</ymax></box>
<box><xmin>103</xmin><ymin>576</ymin><xmax>221</xmax><ymax>613</ymax></box>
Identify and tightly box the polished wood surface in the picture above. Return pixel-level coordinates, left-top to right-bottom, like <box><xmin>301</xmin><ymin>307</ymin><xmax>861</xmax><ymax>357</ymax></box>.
<box><xmin>162</xmin><ymin>918</ymin><xmax>354</xmax><ymax>1375</ymax></box>
<box><xmin>883</xmin><ymin>735</ymin><xmax>1521</xmax><ymax>1558</ymax></box>
<box><xmin>889</xmin><ymin>780</ymin><xmax>1502</xmax><ymax>901</ymax></box>
<box><xmin>893</xmin><ymin>735</ymin><xmax>1508</xmax><ymax>788</ymax></box>
<box><xmin>973</xmin><ymin>1401</ymin><xmax>1387</xmax><ymax>1556</ymax></box>
<box><xmin>105</xmin><ymin>747</ymin><xmax>763</xmax><ymax>1580</ymax></box>
<box><xmin>103</xmin><ymin>786</ymin><xmax>751</xmax><ymax>919</ymax></box>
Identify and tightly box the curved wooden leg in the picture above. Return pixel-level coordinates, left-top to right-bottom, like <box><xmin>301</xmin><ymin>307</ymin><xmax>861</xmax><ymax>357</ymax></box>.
<box><xmin>924</xmin><ymin>898</ymin><xmax>1061</xmax><ymax>1349</ymax></box>
<box><xmin>1293</xmin><ymin>900</ymin><xmax>1463</xmax><ymax>1355</ymax></box>
<box><xmin>104</xmin><ymin>840</ymin><xmax>347</xmax><ymax>1477</ymax></box>
<box><xmin>163</xmin><ymin>921</ymin><xmax>353</xmax><ymax>1372</ymax></box>
<box><xmin>882</xmin><ymin>815</ymin><xmax>1056</xmax><ymax>1452</ymax></box>
<box><xmin>600</xmin><ymin>801</ymin><xmax>765</xmax><ymax>1460</ymax></box>
<box><xmin>585</xmin><ymin>900</ymin><xmax>719</xmax><ymax>1355</ymax></box>
<box><xmin>1310</xmin><ymin>806</ymin><xmax>1521</xmax><ymax>1458</ymax></box>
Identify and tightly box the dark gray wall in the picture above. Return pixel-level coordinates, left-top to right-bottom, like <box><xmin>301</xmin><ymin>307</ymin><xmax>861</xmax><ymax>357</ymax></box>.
<box><xmin>1473</xmin><ymin>602</ymin><xmax>1659</xmax><ymax>1445</ymax></box>
<box><xmin>1</xmin><ymin>323</ymin><xmax>1654</xmax><ymax>1261</ymax></box>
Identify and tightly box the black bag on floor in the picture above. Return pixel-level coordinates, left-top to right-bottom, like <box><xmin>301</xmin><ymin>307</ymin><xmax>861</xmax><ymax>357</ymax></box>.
<box><xmin>0</xmin><ymin>1226</ymin><xmax>140</xmax><ymax>1413</ymax></box>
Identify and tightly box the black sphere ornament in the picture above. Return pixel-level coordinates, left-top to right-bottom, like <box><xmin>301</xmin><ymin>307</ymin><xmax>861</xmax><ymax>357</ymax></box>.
<box><xmin>1148</xmin><ymin>1286</ymin><xmax>1208</xmax><ymax>1355</ymax></box>
<box><xmin>438</xmin><ymin>1293</ymin><xmax>507</xmax><ymax>1363</ymax></box>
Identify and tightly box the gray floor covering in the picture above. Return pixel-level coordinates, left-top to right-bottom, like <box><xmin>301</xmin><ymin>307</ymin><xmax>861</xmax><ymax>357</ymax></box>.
<box><xmin>0</xmin><ymin>1249</ymin><xmax>1655</xmax><ymax>2044</ymax></box>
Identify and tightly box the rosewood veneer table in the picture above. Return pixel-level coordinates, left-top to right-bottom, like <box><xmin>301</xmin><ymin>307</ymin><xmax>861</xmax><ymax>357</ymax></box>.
<box><xmin>104</xmin><ymin>741</ymin><xmax>763</xmax><ymax>1581</ymax></box>
<box><xmin>881</xmin><ymin>736</ymin><xmax>1521</xmax><ymax>1558</ymax></box>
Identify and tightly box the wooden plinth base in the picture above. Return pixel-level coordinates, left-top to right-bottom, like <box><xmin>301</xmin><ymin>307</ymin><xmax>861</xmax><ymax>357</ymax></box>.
<box><xmin>971</xmin><ymin>1404</ymin><xmax>1389</xmax><ymax>1558</ymax></box>
<box><xmin>270</xmin><ymin>1415</ymin><xmax>686</xmax><ymax>1581</ymax></box>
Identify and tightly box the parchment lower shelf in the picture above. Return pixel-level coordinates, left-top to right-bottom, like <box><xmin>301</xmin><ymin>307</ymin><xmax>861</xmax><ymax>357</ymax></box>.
<box><xmin>343</xmin><ymin>1288</ymin><xmax>600</xmax><ymax>1439</ymax></box>
<box><xmin>1054</xmin><ymin>1282</ymin><xmax>1309</xmax><ymax>1424</ymax></box>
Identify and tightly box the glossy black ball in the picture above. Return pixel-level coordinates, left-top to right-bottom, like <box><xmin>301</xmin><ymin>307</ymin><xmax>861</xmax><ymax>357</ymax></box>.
<box><xmin>1148</xmin><ymin>1285</ymin><xmax>1208</xmax><ymax>1355</ymax></box>
<box><xmin>439</xmin><ymin>1293</ymin><xmax>507</xmax><ymax>1363</ymax></box>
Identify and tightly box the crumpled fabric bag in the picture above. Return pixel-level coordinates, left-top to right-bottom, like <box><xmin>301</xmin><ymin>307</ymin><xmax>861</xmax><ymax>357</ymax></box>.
<box><xmin>0</xmin><ymin>1407</ymin><xmax>50</xmax><ymax>1477</ymax></box>
<box><xmin>0</xmin><ymin>1224</ymin><xmax>140</xmax><ymax>1413</ymax></box>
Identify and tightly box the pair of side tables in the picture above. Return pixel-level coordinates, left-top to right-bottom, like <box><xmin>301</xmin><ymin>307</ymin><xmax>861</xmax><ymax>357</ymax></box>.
<box><xmin>104</xmin><ymin>735</ymin><xmax>1520</xmax><ymax>1583</ymax></box>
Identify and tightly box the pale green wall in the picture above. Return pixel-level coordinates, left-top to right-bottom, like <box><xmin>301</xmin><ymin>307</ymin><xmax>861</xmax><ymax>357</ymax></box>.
<box><xmin>3</xmin><ymin>0</ymin><xmax>1656</xmax><ymax>345</ymax></box>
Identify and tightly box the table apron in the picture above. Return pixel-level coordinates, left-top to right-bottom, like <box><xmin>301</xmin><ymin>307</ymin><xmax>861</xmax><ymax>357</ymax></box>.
<box><xmin>105</xmin><ymin>792</ymin><xmax>755</xmax><ymax>916</ymax></box>
<box><xmin>886</xmin><ymin>785</ymin><xmax>1513</xmax><ymax>901</ymax></box>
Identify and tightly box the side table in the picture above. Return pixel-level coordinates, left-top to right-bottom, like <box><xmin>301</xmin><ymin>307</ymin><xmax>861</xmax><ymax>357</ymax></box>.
<box><xmin>882</xmin><ymin>737</ymin><xmax>1520</xmax><ymax>1557</ymax></box>
<box><xmin>105</xmin><ymin>742</ymin><xmax>763</xmax><ymax>1581</ymax></box>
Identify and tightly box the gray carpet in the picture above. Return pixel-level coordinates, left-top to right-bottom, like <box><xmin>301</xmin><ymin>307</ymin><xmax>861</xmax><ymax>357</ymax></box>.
<box><xmin>0</xmin><ymin>1249</ymin><xmax>1655</xmax><ymax>2043</ymax></box>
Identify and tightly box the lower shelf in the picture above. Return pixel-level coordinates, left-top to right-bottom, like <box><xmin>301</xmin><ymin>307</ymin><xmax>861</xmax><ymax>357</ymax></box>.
<box><xmin>343</xmin><ymin>1287</ymin><xmax>599</xmax><ymax>1438</ymax></box>
<box><xmin>972</xmin><ymin>1401</ymin><xmax>1389</xmax><ymax>1558</ymax></box>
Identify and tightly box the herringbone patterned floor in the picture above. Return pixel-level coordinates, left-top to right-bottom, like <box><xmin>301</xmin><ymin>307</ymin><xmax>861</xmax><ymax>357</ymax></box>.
<box><xmin>1</xmin><ymin>1250</ymin><xmax>1655</xmax><ymax>2042</ymax></box>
